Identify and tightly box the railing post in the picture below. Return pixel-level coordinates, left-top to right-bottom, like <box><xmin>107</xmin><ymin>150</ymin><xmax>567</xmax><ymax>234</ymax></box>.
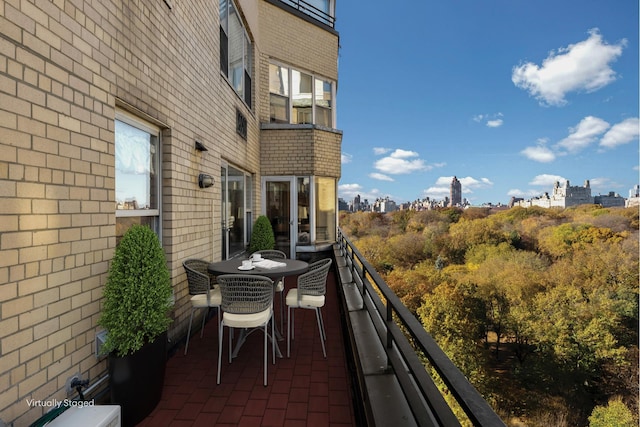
<box><xmin>386</xmin><ymin>299</ymin><xmax>393</xmax><ymax>350</ymax></box>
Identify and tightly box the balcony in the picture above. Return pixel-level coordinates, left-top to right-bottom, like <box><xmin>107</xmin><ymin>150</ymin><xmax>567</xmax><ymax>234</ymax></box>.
<box><xmin>272</xmin><ymin>0</ymin><xmax>336</xmax><ymax>28</ymax></box>
<box><xmin>138</xmin><ymin>228</ymin><xmax>505</xmax><ymax>426</ymax></box>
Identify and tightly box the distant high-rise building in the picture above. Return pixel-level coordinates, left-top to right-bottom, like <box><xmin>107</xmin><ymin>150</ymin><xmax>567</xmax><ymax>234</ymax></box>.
<box><xmin>450</xmin><ymin>176</ymin><xmax>462</xmax><ymax>207</ymax></box>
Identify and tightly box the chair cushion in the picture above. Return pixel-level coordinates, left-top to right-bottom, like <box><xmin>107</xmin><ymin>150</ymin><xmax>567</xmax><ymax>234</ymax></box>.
<box><xmin>285</xmin><ymin>288</ymin><xmax>325</xmax><ymax>308</ymax></box>
<box><xmin>190</xmin><ymin>287</ymin><xmax>221</xmax><ymax>308</ymax></box>
<box><xmin>223</xmin><ymin>307</ymin><xmax>272</xmax><ymax>328</ymax></box>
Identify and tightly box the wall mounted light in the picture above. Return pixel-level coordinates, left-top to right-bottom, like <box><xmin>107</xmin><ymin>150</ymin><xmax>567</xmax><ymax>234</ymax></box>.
<box><xmin>198</xmin><ymin>173</ymin><xmax>214</xmax><ymax>188</ymax></box>
<box><xmin>195</xmin><ymin>140</ymin><xmax>208</xmax><ymax>152</ymax></box>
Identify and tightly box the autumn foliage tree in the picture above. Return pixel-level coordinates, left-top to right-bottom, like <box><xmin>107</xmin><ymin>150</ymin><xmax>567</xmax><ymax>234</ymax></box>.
<box><xmin>339</xmin><ymin>205</ymin><xmax>639</xmax><ymax>427</ymax></box>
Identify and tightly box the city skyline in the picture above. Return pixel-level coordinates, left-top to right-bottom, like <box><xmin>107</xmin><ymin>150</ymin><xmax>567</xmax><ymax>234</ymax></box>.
<box><xmin>335</xmin><ymin>0</ymin><xmax>639</xmax><ymax>205</ymax></box>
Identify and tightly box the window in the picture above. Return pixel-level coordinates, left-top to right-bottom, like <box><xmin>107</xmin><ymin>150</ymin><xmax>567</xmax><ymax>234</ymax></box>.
<box><xmin>221</xmin><ymin>163</ymin><xmax>253</xmax><ymax>259</ymax></box>
<box><xmin>315</xmin><ymin>78</ymin><xmax>332</xmax><ymax>127</ymax></box>
<box><xmin>297</xmin><ymin>177</ymin><xmax>310</xmax><ymax>244</ymax></box>
<box><xmin>269</xmin><ymin>63</ymin><xmax>289</xmax><ymax>123</ymax></box>
<box><xmin>115</xmin><ymin>111</ymin><xmax>161</xmax><ymax>240</ymax></box>
<box><xmin>269</xmin><ymin>63</ymin><xmax>334</xmax><ymax>127</ymax></box>
<box><xmin>220</xmin><ymin>0</ymin><xmax>252</xmax><ymax>107</ymax></box>
<box><xmin>292</xmin><ymin>70</ymin><xmax>312</xmax><ymax>124</ymax></box>
<box><xmin>315</xmin><ymin>177</ymin><xmax>336</xmax><ymax>242</ymax></box>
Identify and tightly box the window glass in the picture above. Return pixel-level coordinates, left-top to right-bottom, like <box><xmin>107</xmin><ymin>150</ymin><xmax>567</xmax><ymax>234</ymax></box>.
<box><xmin>297</xmin><ymin>177</ymin><xmax>310</xmax><ymax>244</ymax></box>
<box><xmin>228</xmin><ymin>3</ymin><xmax>244</xmax><ymax>97</ymax></box>
<box><xmin>269</xmin><ymin>64</ymin><xmax>288</xmax><ymax>96</ymax></box>
<box><xmin>227</xmin><ymin>165</ymin><xmax>245</xmax><ymax>256</ymax></box>
<box><xmin>315</xmin><ymin>177</ymin><xmax>336</xmax><ymax>242</ymax></box>
<box><xmin>219</xmin><ymin>0</ymin><xmax>228</xmax><ymax>32</ymax></box>
<box><xmin>292</xmin><ymin>70</ymin><xmax>312</xmax><ymax>124</ymax></box>
<box><xmin>115</xmin><ymin>115</ymin><xmax>160</xmax><ymax>240</ymax></box>
<box><xmin>270</xmin><ymin>94</ymin><xmax>289</xmax><ymax>123</ymax></box>
<box><xmin>269</xmin><ymin>64</ymin><xmax>289</xmax><ymax>123</ymax></box>
<box><xmin>269</xmin><ymin>62</ymin><xmax>334</xmax><ymax>127</ymax></box>
<box><xmin>220</xmin><ymin>0</ymin><xmax>252</xmax><ymax>107</ymax></box>
<box><xmin>314</xmin><ymin>78</ymin><xmax>332</xmax><ymax>127</ymax></box>
<box><xmin>307</xmin><ymin>0</ymin><xmax>330</xmax><ymax>14</ymax></box>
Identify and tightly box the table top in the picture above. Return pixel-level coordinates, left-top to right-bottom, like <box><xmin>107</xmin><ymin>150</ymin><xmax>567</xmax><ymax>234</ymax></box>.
<box><xmin>208</xmin><ymin>257</ymin><xmax>309</xmax><ymax>279</ymax></box>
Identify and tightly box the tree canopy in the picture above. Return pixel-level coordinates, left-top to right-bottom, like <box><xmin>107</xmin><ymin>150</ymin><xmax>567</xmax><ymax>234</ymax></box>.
<box><xmin>340</xmin><ymin>206</ymin><xmax>639</xmax><ymax>427</ymax></box>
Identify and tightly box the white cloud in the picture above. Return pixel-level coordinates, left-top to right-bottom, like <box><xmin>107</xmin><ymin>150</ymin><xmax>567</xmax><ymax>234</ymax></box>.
<box><xmin>522</xmin><ymin>116</ymin><xmax>634</xmax><ymax>164</ymax></box>
<box><xmin>600</xmin><ymin>117</ymin><xmax>640</xmax><ymax>148</ymax></box>
<box><xmin>339</xmin><ymin>183</ymin><xmax>362</xmax><ymax>193</ymax></box>
<box><xmin>341</xmin><ymin>152</ymin><xmax>353</xmax><ymax>164</ymax></box>
<box><xmin>373</xmin><ymin>147</ymin><xmax>391</xmax><ymax>155</ymax></box>
<box><xmin>589</xmin><ymin>177</ymin><xmax>623</xmax><ymax>191</ymax></box>
<box><xmin>556</xmin><ymin>116</ymin><xmax>610</xmax><ymax>153</ymax></box>
<box><xmin>521</xmin><ymin>139</ymin><xmax>556</xmax><ymax>162</ymax></box>
<box><xmin>529</xmin><ymin>174</ymin><xmax>566</xmax><ymax>187</ymax></box>
<box><xmin>424</xmin><ymin>176</ymin><xmax>493</xmax><ymax>198</ymax></box>
<box><xmin>374</xmin><ymin>149</ymin><xmax>428</xmax><ymax>174</ymax></box>
<box><xmin>512</xmin><ymin>29</ymin><xmax>626</xmax><ymax>106</ymax></box>
<box><xmin>459</xmin><ymin>176</ymin><xmax>494</xmax><ymax>192</ymax></box>
<box><xmin>338</xmin><ymin>183</ymin><xmax>381</xmax><ymax>202</ymax></box>
<box><xmin>507</xmin><ymin>188</ymin><xmax>544</xmax><ymax>198</ymax></box>
<box><xmin>369</xmin><ymin>172</ymin><xmax>394</xmax><ymax>182</ymax></box>
<box><xmin>423</xmin><ymin>186</ymin><xmax>450</xmax><ymax>199</ymax></box>
<box><xmin>473</xmin><ymin>112</ymin><xmax>504</xmax><ymax>127</ymax></box>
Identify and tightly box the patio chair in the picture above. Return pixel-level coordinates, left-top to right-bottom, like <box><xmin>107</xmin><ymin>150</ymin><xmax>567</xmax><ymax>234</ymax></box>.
<box><xmin>286</xmin><ymin>258</ymin><xmax>332</xmax><ymax>358</ymax></box>
<box><xmin>253</xmin><ymin>249</ymin><xmax>287</xmax><ymax>331</ymax></box>
<box><xmin>216</xmin><ymin>274</ymin><xmax>275</xmax><ymax>386</ymax></box>
<box><xmin>183</xmin><ymin>259</ymin><xmax>222</xmax><ymax>355</ymax></box>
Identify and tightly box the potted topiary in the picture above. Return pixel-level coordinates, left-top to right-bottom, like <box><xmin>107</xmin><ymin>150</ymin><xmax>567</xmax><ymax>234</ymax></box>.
<box><xmin>98</xmin><ymin>224</ymin><xmax>173</xmax><ymax>427</ymax></box>
<box><xmin>249</xmin><ymin>215</ymin><xmax>276</xmax><ymax>253</ymax></box>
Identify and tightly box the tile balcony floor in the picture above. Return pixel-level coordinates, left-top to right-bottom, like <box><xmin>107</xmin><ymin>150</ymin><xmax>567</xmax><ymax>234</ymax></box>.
<box><xmin>137</xmin><ymin>269</ymin><xmax>358</xmax><ymax>426</ymax></box>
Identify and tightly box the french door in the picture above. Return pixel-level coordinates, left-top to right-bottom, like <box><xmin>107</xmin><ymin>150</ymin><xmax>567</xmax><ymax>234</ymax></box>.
<box><xmin>262</xmin><ymin>177</ymin><xmax>296</xmax><ymax>258</ymax></box>
<box><xmin>221</xmin><ymin>163</ymin><xmax>252</xmax><ymax>259</ymax></box>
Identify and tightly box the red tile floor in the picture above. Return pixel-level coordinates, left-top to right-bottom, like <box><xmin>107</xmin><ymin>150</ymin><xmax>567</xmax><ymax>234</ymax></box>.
<box><xmin>137</xmin><ymin>269</ymin><xmax>358</xmax><ymax>426</ymax></box>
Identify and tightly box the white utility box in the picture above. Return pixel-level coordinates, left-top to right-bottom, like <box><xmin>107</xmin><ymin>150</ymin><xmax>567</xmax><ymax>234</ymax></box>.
<box><xmin>47</xmin><ymin>405</ymin><xmax>120</xmax><ymax>427</ymax></box>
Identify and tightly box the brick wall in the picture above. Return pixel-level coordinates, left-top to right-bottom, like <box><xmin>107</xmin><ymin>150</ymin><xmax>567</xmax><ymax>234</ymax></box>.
<box><xmin>260</xmin><ymin>126</ymin><xmax>342</xmax><ymax>178</ymax></box>
<box><xmin>256</xmin><ymin>1</ymin><xmax>339</xmax><ymax>124</ymax></box>
<box><xmin>0</xmin><ymin>1</ymin><xmax>263</xmax><ymax>424</ymax></box>
<box><xmin>0</xmin><ymin>0</ymin><xmax>341</xmax><ymax>423</ymax></box>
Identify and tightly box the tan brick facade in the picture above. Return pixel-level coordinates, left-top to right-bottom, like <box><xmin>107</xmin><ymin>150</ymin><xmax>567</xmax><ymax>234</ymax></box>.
<box><xmin>1</xmin><ymin>0</ymin><xmax>340</xmax><ymax>424</ymax></box>
<box><xmin>260</xmin><ymin>125</ymin><xmax>342</xmax><ymax>177</ymax></box>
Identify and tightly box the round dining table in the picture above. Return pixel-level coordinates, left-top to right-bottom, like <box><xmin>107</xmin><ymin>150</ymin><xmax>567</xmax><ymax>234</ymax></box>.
<box><xmin>207</xmin><ymin>257</ymin><xmax>309</xmax><ymax>279</ymax></box>
<box><xmin>208</xmin><ymin>256</ymin><xmax>309</xmax><ymax>358</ymax></box>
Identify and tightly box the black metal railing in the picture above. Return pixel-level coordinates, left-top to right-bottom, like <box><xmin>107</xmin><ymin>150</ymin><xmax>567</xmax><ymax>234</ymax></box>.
<box><xmin>336</xmin><ymin>228</ymin><xmax>506</xmax><ymax>427</ymax></box>
<box><xmin>278</xmin><ymin>0</ymin><xmax>335</xmax><ymax>27</ymax></box>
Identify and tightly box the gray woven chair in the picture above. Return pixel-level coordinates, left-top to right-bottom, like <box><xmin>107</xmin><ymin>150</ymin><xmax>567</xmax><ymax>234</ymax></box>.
<box><xmin>285</xmin><ymin>258</ymin><xmax>332</xmax><ymax>358</ymax></box>
<box><xmin>252</xmin><ymin>249</ymin><xmax>287</xmax><ymax>331</ymax></box>
<box><xmin>216</xmin><ymin>274</ymin><xmax>275</xmax><ymax>386</ymax></box>
<box><xmin>183</xmin><ymin>259</ymin><xmax>222</xmax><ymax>355</ymax></box>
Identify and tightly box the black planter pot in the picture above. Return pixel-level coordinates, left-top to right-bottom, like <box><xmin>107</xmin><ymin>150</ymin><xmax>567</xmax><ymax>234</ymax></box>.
<box><xmin>108</xmin><ymin>331</ymin><xmax>167</xmax><ymax>427</ymax></box>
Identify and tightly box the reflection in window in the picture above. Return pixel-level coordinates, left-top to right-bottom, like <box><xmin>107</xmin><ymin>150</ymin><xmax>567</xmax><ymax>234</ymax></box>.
<box><xmin>115</xmin><ymin>113</ymin><xmax>161</xmax><ymax>240</ymax></box>
<box><xmin>297</xmin><ymin>177</ymin><xmax>310</xmax><ymax>244</ymax></box>
<box><xmin>315</xmin><ymin>177</ymin><xmax>336</xmax><ymax>242</ymax></box>
<box><xmin>292</xmin><ymin>70</ymin><xmax>312</xmax><ymax>124</ymax></box>
<box><xmin>314</xmin><ymin>78</ymin><xmax>332</xmax><ymax>127</ymax></box>
<box><xmin>269</xmin><ymin>63</ymin><xmax>289</xmax><ymax>123</ymax></box>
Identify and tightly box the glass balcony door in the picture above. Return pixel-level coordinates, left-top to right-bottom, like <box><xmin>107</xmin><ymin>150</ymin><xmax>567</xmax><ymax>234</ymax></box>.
<box><xmin>221</xmin><ymin>163</ymin><xmax>249</xmax><ymax>259</ymax></box>
<box><xmin>262</xmin><ymin>177</ymin><xmax>296</xmax><ymax>257</ymax></box>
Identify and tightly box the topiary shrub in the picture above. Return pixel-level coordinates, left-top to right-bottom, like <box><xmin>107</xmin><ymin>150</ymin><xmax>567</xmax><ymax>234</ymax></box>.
<box><xmin>98</xmin><ymin>224</ymin><xmax>172</xmax><ymax>357</ymax></box>
<box><xmin>249</xmin><ymin>215</ymin><xmax>276</xmax><ymax>253</ymax></box>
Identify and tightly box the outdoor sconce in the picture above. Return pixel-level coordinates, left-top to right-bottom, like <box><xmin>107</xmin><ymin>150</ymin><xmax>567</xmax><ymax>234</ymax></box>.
<box><xmin>198</xmin><ymin>173</ymin><xmax>214</xmax><ymax>188</ymax></box>
<box><xmin>194</xmin><ymin>140</ymin><xmax>208</xmax><ymax>152</ymax></box>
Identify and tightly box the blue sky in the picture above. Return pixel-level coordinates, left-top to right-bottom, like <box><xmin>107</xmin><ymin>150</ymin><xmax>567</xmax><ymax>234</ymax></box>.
<box><xmin>335</xmin><ymin>0</ymin><xmax>639</xmax><ymax>206</ymax></box>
